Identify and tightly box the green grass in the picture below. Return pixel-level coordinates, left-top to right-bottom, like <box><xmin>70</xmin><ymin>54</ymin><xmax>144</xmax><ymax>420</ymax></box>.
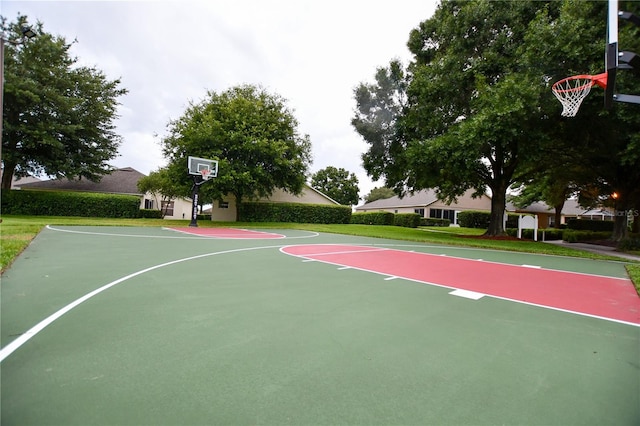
<box><xmin>1</xmin><ymin>215</ymin><xmax>638</xmax><ymax>277</ymax></box>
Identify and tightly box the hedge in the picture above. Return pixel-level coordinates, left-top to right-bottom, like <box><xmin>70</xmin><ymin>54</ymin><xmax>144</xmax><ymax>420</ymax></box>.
<box><xmin>239</xmin><ymin>202</ymin><xmax>351</xmax><ymax>223</ymax></box>
<box><xmin>505</xmin><ymin>228</ymin><xmax>564</xmax><ymax>240</ymax></box>
<box><xmin>139</xmin><ymin>209</ymin><xmax>164</xmax><ymax>219</ymax></box>
<box><xmin>421</xmin><ymin>218</ymin><xmax>450</xmax><ymax>227</ymax></box>
<box><xmin>350</xmin><ymin>211</ymin><xmax>395</xmax><ymax>225</ymax></box>
<box><xmin>394</xmin><ymin>213</ymin><xmax>421</xmax><ymax>228</ymax></box>
<box><xmin>566</xmin><ymin>219</ymin><xmax>615</xmax><ymax>232</ymax></box>
<box><xmin>563</xmin><ymin>230</ymin><xmax>612</xmax><ymax>243</ymax></box>
<box><xmin>457</xmin><ymin>210</ymin><xmax>491</xmax><ymax>229</ymax></box>
<box><xmin>1</xmin><ymin>190</ymin><xmax>141</xmax><ymax>218</ymax></box>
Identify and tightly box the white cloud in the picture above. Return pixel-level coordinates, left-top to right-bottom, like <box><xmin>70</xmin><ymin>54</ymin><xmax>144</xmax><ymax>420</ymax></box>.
<box><xmin>3</xmin><ymin>0</ymin><xmax>438</xmax><ymax>200</ymax></box>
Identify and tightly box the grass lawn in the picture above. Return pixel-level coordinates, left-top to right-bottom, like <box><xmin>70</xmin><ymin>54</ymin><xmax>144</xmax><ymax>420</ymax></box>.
<box><xmin>1</xmin><ymin>215</ymin><xmax>638</xmax><ymax>293</ymax></box>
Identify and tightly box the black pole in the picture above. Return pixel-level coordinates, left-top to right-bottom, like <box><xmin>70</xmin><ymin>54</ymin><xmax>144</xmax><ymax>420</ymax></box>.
<box><xmin>189</xmin><ymin>174</ymin><xmax>203</xmax><ymax>227</ymax></box>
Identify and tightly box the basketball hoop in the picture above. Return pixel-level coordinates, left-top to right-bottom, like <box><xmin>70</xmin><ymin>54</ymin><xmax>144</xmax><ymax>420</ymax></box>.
<box><xmin>551</xmin><ymin>72</ymin><xmax>608</xmax><ymax>117</ymax></box>
<box><xmin>199</xmin><ymin>168</ymin><xmax>212</xmax><ymax>181</ymax></box>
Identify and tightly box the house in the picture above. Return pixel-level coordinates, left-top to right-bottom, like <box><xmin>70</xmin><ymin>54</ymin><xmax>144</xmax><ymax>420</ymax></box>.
<box><xmin>507</xmin><ymin>199</ymin><xmax>614</xmax><ymax>228</ymax></box>
<box><xmin>14</xmin><ymin>167</ymin><xmax>193</xmax><ymax>220</ymax></box>
<box><xmin>354</xmin><ymin>189</ymin><xmax>492</xmax><ymax>225</ymax></box>
<box><xmin>211</xmin><ymin>184</ymin><xmax>341</xmax><ymax>221</ymax></box>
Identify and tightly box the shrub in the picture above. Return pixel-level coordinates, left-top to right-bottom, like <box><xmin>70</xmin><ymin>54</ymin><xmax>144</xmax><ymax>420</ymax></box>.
<box><xmin>505</xmin><ymin>228</ymin><xmax>564</xmax><ymax>240</ymax></box>
<box><xmin>566</xmin><ymin>219</ymin><xmax>614</xmax><ymax>232</ymax></box>
<box><xmin>239</xmin><ymin>202</ymin><xmax>351</xmax><ymax>223</ymax></box>
<box><xmin>139</xmin><ymin>209</ymin><xmax>163</xmax><ymax>219</ymax></box>
<box><xmin>457</xmin><ymin>210</ymin><xmax>491</xmax><ymax>229</ymax></box>
<box><xmin>421</xmin><ymin>218</ymin><xmax>450</xmax><ymax>227</ymax></box>
<box><xmin>394</xmin><ymin>213</ymin><xmax>421</xmax><ymax>228</ymax></box>
<box><xmin>1</xmin><ymin>190</ymin><xmax>140</xmax><ymax>218</ymax></box>
<box><xmin>351</xmin><ymin>211</ymin><xmax>395</xmax><ymax>225</ymax></box>
<box><xmin>618</xmin><ymin>234</ymin><xmax>640</xmax><ymax>251</ymax></box>
<box><xmin>563</xmin><ymin>230</ymin><xmax>612</xmax><ymax>243</ymax></box>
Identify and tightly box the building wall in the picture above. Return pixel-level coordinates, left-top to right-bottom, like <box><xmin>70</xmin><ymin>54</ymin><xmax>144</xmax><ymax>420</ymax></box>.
<box><xmin>210</xmin><ymin>186</ymin><xmax>337</xmax><ymax>222</ymax></box>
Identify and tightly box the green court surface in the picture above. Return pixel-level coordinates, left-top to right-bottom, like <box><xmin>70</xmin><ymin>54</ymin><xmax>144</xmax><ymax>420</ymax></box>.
<box><xmin>1</xmin><ymin>226</ymin><xmax>639</xmax><ymax>425</ymax></box>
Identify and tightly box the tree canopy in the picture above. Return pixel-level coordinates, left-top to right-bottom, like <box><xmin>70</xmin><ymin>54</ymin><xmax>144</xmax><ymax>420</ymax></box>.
<box><xmin>353</xmin><ymin>0</ymin><xmax>639</xmax><ymax>237</ymax></box>
<box><xmin>160</xmin><ymin>84</ymin><xmax>312</xmax><ymax>220</ymax></box>
<box><xmin>364</xmin><ymin>187</ymin><xmax>396</xmax><ymax>203</ymax></box>
<box><xmin>1</xmin><ymin>15</ymin><xmax>127</xmax><ymax>190</ymax></box>
<box><xmin>310</xmin><ymin>166</ymin><xmax>359</xmax><ymax>206</ymax></box>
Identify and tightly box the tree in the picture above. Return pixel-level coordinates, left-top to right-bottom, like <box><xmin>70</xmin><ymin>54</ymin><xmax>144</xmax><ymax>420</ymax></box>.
<box><xmin>512</xmin><ymin>0</ymin><xmax>640</xmax><ymax>240</ymax></box>
<box><xmin>160</xmin><ymin>84</ymin><xmax>312</xmax><ymax>220</ymax></box>
<box><xmin>353</xmin><ymin>1</ymin><xmax>636</xmax><ymax>236</ymax></box>
<box><xmin>1</xmin><ymin>15</ymin><xmax>127</xmax><ymax>190</ymax></box>
<box><xmin>137</xmin><ymin>167</ymin><xmax>183</xmax><ymax>218</ymax></box>
<box><xmin>310</xmin><ymin>166</ymin><xmax>359</xmax><ymax>206</ymax></box>
<box><xmin>364</xmin><ymin>187</ymin><xmax>395</xmax><ymax>203</ymax></box>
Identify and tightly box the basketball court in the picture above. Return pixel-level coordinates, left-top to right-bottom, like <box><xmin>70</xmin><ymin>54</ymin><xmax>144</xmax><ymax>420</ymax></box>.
<box><xmin>1</xmin><ymin>226</ymin><xmax>638</xmax><ymax>425</ymax></box>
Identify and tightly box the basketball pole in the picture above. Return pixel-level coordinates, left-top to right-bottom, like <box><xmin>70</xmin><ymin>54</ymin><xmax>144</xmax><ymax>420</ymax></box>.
<box><xmin>189</xmin><ymin>174</ymin><xmax>208</xmax><ymax>227</ymax></box>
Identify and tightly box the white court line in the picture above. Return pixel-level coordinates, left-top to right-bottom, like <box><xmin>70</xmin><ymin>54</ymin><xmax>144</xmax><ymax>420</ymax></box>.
<box><xmin>522</xmin><ymin>264</ymin><xmax>542</xmax><ymax>269</ymax></box>
<box><xmin>0</xmin><ymin>245</ymin><xmax>283</xmax><ymax>363</ymax></box>
<box><xmin>449</xmin><ymin>289</ymin><xmax>485</xmax><ymax>300</ymax></box>
<box><xmin>282</xmin><ymin>247</ymin><xmax>389</xmax><ymax>258</ymax></box>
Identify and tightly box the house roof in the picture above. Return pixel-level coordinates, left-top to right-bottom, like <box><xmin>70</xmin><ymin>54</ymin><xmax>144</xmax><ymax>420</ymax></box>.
<box><xmin>506</xmin><ymin>199</ymin><xmax>589</xmax><ymax>216</ymax></box>
<box><xmin>17</xmin><ymin>167</ymin><xmax>145</xmax><ymax>196</ymax></box>
<box><xmin>356</xmin><ymin>189</ymin><xmax>440</xmax><ymax>210</ymax></box>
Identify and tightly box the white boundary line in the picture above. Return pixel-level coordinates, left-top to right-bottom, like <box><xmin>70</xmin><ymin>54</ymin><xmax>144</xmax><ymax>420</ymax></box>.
<box><xmin>279</xmin><ymin>244</ymin><xmax>640</xmax><ymax>328</ymax></box>
<box><xmin>0</xmin><ymin>245</ymin><xmax>283</xmax><ymax>363</ymax></box>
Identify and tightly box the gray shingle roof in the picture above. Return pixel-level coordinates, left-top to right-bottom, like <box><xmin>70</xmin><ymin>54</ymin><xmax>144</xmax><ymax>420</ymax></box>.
<box><xmin>17</xmin><ymin>167</ymin><xmax>145</xmax><ymax>196</ymax></box>
<box><xmin>356</xmin><ymin>189</ymin><xmax>439</xmax><ymax>210</ymax></box>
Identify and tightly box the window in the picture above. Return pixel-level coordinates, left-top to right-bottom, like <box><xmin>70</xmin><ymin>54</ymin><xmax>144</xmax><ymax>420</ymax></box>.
<box><xmin>219</xmin><ymin>201</ymin><xmax>229</xmax><ymax>209</ymax></box>
<box><xmin>144</xmin><ymin>199</ymin><xmax>154</xmax><ymax>209</ymax></box>
<box><xmin>430</xmin><ymin>208</ymin><xmax>455</xmax><ymax>221</ymax></box>
<box><xmin>161</xmin><ymin>201</ymin><xmax>174</xmax><ymax>216</ymax></box>
<box><xmin>414</xmin><ymin>208</ymin><xmax>425</xmax><ymax>217</ymax></box>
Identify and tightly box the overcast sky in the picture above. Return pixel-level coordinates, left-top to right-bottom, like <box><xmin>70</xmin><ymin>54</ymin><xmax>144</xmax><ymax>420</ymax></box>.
<box><xmin>2</xmin><ymin>0</ymin><xmax>438</xmax><ymax>201</ymax></box>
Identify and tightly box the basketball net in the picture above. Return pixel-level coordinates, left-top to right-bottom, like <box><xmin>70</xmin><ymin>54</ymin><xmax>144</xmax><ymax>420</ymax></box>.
<box><xmin>551</xmin><ymin>72</ymin><xmax>607</xmax><ymax>117</ymax></box>
<box><xmin>199</xmin><ymin>168</ymin><xmax>211</xmax><ymax>181</ymax></box>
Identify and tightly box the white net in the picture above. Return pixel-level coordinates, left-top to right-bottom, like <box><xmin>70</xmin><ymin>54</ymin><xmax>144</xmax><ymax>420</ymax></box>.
<box><xmin>552</xmin><ymin>76</ymin><xmax>595</xmax><ymax>117</ymax></box>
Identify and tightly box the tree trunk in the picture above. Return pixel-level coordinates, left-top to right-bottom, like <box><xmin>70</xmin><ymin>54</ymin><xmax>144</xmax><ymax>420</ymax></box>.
<box><xmin>611</xmin><ymin>210</ymin><xmax>628</xmax><ymax>242</ymax></box>
<box><xmin>485</xmin><ymin>189</ymin><xmax>507</xmax><ymax>236</ymax></box>
<box><xmin>553</xmin><ymin>200</ymin><xmax>565</xmax><ymax>229</ymax></box>
<box><xmin>1</xmin><ymin>161</ymin><xmax>16</xmax><ymax>190</ymax></box>
<box><xmin>234</xmin><ymin>193</ymin><xmax>242</xmax><ymax>222</ymax></box>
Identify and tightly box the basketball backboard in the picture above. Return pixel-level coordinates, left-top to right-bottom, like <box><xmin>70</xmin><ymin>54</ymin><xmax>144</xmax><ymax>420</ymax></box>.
<box><xmin>188</xmin><ymin>156</ymin><xmax>218</xmax><ymax>179</ymax></box>
<box><xmin>604</xmin><ymin>0</ymin><xmax>619</xmax><ymax>109</ymax></box>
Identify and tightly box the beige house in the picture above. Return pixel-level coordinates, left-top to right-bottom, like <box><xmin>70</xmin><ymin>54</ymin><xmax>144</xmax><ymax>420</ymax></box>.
<box><xmin>355</xmin><ymin>189</ymin><xmax>492</xmax><ymax>225</ymax></box>
<box><xmin>211</xmin><ymin>184</ymin><xmax>340</xmax><ymax>221</ymax></box>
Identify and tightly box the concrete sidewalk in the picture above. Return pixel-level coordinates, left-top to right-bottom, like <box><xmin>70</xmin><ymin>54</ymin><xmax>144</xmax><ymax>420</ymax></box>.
<box><xmin>544</xmin><ymin>240</ymin><xmax>640</xmax><ymax>262</ymax></box>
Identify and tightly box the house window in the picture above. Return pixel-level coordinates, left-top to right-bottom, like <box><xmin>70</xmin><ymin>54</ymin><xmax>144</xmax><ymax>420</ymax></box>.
<box><xmin>430</xmin><ymin>208</ymin><xmax>455</xmax><ymax>221</ymax></box>
<box><xmin>414</xmin><ymin>208</ymin><xmax>425</xmax><ymax>217</ymax></box>
<box><xmin>161</xmin><ymin>201</ymin><xmax>174</xmax><ymax>216</ymax></box>
<box><xmin>219</xmin><ymin>201</ymin><xmax>229</xmax><ymax>209</ymax></box>
<box><xmin>144</xmin><ymin>199</ymin><xmax>154</xmax><ymax>209</ymax></box>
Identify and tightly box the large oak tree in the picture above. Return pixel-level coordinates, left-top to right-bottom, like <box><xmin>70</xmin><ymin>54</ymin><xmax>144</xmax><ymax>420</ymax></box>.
<box><xmin>354</xmin><ymin>0</ymin><xmax>639</xmax><ymax>237</ymax></box>
<box><xmin>1</xmin><ymin>15</ymin><xmax>127</xmax><ymax>189</ymax></box>
<box><xmin>160</xmin><ymin>84</ymin><xmax>312</xmax><ymax>220</ymax></box>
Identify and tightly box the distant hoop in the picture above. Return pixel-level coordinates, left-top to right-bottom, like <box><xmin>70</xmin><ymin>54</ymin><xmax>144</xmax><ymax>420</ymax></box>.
<box><xmin>551</xmin><ymin>72</ymin><xmax>608</xmax><ymax>117</ymax></box>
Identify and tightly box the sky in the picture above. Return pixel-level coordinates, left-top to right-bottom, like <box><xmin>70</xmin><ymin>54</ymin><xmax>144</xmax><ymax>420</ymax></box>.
<box><xmin>1</xmin><ymin>0</ymin><xmax>438</xmax><ymax>201</ymax></box>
